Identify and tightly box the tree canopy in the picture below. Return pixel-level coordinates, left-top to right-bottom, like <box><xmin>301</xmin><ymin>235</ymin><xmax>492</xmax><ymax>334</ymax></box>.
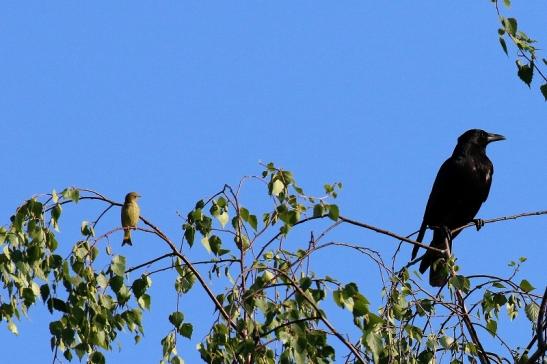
<box><xmin>1</xmin><ymin>1</ymin><xmax>545</xmax><ymax>363</ymax></box>
<box><xmin>1</xmin><ymin>163</ymin><xmax>545</xmax><ymax>363</ymax></box>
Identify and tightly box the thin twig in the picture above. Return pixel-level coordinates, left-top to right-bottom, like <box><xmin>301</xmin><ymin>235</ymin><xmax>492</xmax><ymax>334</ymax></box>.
<box><xmin>125</xmin><ymin>252</ymin><xmax>174</xmax><ymax>274</ymax></box>
<box><xmin>259</xmin><ymin>316</ymin><xmax>321</xmax><ymax>338</ymax></box>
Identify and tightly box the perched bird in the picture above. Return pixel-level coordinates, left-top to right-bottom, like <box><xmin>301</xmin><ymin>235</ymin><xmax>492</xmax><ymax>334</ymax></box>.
<box><xmin>121</xmin><ymin>192</ymin><xmax>141</xmax><ymax>246</ymax></box>
<box><xmin>411</xmin><ymin>129</ymin><xmax>505</xmax><ymax>286</ymax></box>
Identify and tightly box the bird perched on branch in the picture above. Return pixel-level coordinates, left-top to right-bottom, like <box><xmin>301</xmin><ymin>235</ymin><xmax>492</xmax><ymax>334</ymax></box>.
<box><xmin>121</xmin><ymin>192</ymin><xmax>141</xmax><ymax>246</ymax></box>
<box><xmin>411</xmin><ymin>129</ymin><xmax>505</xmax><ymax>286</ymax></box>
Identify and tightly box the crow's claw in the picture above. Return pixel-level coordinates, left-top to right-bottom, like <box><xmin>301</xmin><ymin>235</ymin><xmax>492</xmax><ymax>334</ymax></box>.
<box><xmin>473</xmin><ymin>218</ymin><xmax>485</xmax><ymax>231</ymax></box>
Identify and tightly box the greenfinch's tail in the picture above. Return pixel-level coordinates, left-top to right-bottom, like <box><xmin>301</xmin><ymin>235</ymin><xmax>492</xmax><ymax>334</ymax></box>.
<box><xmin>122</xmin><ymin>229</ymin><xmax>132</xmax><ymax>246</ymax></box>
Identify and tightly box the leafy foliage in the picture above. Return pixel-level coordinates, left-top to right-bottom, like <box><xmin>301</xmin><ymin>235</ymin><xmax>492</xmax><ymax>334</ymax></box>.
<box><xmin>0</xmin><ymin>167</ymin><xmax>545</xmax><ymax>363</ymax></box>
<box><xmin>493</xmin><ymin>0</ymin><xmax>547</xmax><ymax>100</ymax></box>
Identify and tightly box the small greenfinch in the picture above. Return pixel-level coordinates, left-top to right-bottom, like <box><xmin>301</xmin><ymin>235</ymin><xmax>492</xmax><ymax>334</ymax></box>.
<box><xmin>121</xmin><ymin>192</ymin><xmax>141</xmax><ymax>246</ymax></box>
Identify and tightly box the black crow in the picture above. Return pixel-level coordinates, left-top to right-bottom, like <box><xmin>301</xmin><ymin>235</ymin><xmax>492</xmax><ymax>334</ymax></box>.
<box><xmin>411</xmin><ymin>129</ymin><xmax>505</xmax><ymax>286</ymax></box>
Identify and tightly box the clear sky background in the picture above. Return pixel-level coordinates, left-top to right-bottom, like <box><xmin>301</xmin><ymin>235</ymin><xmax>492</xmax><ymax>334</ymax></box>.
<box><xmin>1</xmin><ymin>1</ymin><xmax>546</xmax><ymax>363</ymax></box>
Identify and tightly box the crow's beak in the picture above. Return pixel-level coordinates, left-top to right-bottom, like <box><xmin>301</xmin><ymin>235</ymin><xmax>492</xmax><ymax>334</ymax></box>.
<box><xmin>487</xmin><ymin>133</ymin><xmax>506</xmax><ymax>143</ymax></box>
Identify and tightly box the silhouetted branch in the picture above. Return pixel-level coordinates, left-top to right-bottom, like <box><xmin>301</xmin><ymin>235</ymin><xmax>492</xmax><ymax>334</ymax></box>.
<box><xmin>452</xmin><ymin>210</ymin><xmax>547</xmax><ymax>235</ymax></box>
<box><xmin>527</xmin><ymin>287</ymin><xmax>547</xmax><ymax>363</ymax></box>
<box><xmin>339</xmin><ymin>215</ymin><xmax>446</xmax><ymax>253</ymax></box>
<box><xmin>125</xmin><ymin>252</ymin><xmax>174</xmax><ymax>274</ymax></box>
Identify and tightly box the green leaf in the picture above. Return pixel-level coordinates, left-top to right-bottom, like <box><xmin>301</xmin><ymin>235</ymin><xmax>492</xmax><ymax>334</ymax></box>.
<box><xmin>51</xmin><ymin>189</ymin><xmax>59</xmax><ymax>203</ymax></box>
<box><xmin>179</xmin><ymin>323</ymin><xmax>193</xmax><ymax>339</ymax></box>
<box><xmin>271</xmin><ymin>179</ymin><xmax>285</xmax><ymax>196</ymax></box>
<box><xmin>89</xmin><ymin>351</ymin><xmax>105</xmax><ymax>364</ymax></box>
<box><xmin>313</xmin><ymin>204</ymin><xmax>324</xmax><ymax>218</ymax></box>
<box><xmin>519</xmin><ymin>279</ymin><xmax>535</xmax><ymax>293</ymax></box>
<box><xmin>248</xmin><ymin>215</ymin><xmax>258</xmax><ymax>231</ymax></box>
<box><xmin>132</xmin><ymin>278</ymin><xmax>148</xmax><ymax>298</ymax></box>
<box><xmin>111</xmin><ymin>255</ymin><xmax>126</xmax><ymax>276</ymax></box>
<box><xmin>516</xmin><ymin>61</ymin><xmax>533</xmax><ymax>87</ymax></box>
<box><xmin>364</xmin><ymin>331</ymin><xmax>383</xmax><ymax>363</ymax></box>
<box><xmin>504</xmin><ymin>17</ymin><xmax>517</xmax><ymax>36</ymax></box>
<box><xmin>201</xmin><ymin>236</ymin><xmax>211</xmax><ymax>253</ymax></box>
<box><xmin>404</xmin><ymin>325</ymin><xmax>423</xmax><ymax>341</ymax></box>
<box><xmin>40</xmin><ymin>284</ymin><xmax>50</xmax><ymax>302</ymax></box>
<box><xmin>333</xmin><ymin>290</ymin><xmax>344</xmax><ymax>308</ymax></box>
<box><xmin>417</xmin><ymin>350</ymin><xmax>434</xmax><ymax>363</ymax></box>
<box><xmin>364</xmin><ymin>313</ymin><xmax>384</xmax><ymax>332</ymax></box>
<box><xmin>209</xmin><ymin>235</ymin><xmax>222</xmax><ymax>256</ymax></box>
<box><xmin>239</xmin><ymin>207</ymin><xmax>249</xmax><ymax>221</ymax></box>
<box><xmin>503</xmin><ymin>0</ymin><xmax>510</xmax><ymax>7</ymax></box>
<box><xmin>169</xmin><ymin>312</ymin><xmax>184</xmax><ymax>327</ymax></box>
<box><xmin>8</xmin><ymin>321</ymin><xmax>18</xmax><ymax>335</ymax></box>
<box><xmin>328</xmin><ymin>204</ymin><xmax>339</xmax><ymax>221</ymax></box>
<box><xmin>216</xmin><ymin>196</ymin><xmax>227</xmax><ymax>208</ymax></box>
<box><xmin>499</xmin><ymin>37</ymin><xmax>508</xmax><ymax>55</ymax></box>
<box><xmin>183</xmin><ymin>225</ymin><xmax>195</xmax><ymax>247</ymax></box>
<box><xmin>81</xmin><ymin>221</ymin><xmax>95</xmax><ymax>237</ymax></box>
<box><xmin>352</xmin><ymin>294</ymin><xmax>369</xmax><ymax>317</ymax></box>
<box><xmin>299</xmin><ymin>276</ymin><xmax>312</xmax><ymax>291</ymax></box>
<box><xmin>486</xmin><ymin>319</ymin><xmax>497</xmax><ymax>337</ymax></box>
<box><xmin>440</xmin><ymin>335</ymin><xmax>454</xmax><ymax>349</ymax></box>
<box><xmin>97</xmin><ymin>274</ymin><xmax>109</xmax><ymax>289</ymax></box>
<box><xmin>171</xmin><ymin>356</ymin><xmax>184</xmax><ymax>364</ymax></box>
<box><xmin>49</xmin><ymin>321</ymin><xmax>63</xmax><ymax>336</ymax></box>
<box><xmin>525</xmin><ymin>302</ymin><xmax>539</xmax><ymax>323</ymax></box>
<box><xmin>175</xmin><ymin>268</ymin><xmax>195</xmax><ymax>293</ymax></box>
<box><xmin>51</xmin><ymin>203</ymin><xmax>62</xmax><ymax>231</ymax></box>
<box><xmin>449</xmin><ymin>275</ymin><xmax>470</xmax><ymax>293</ymax></box>
<box><xmin>22</xmin><ymin>287</ymin><xmax>36</xmax><ymax>306</ymax></box>
<box><xmin>263</xmin><ymin>270</ymin><xmax>275</xmax><ymax>283</ymax></box>
<box><xmin>138</xmin><ymin>294</ymin><xmax>151</xmax><ymax>310</ymax></box>
<box><xmin>92</xmin><ymin>330</ymin><xmax>108</xmax><ymax>349</ymax></box>
<box><xmin>236</xmin><ymin>234</ymin><xmax>249</xmax><ymax>251</ymax></box>
<box><xmin>216</xmin><ymin>211</ymin><xmax>229</xmax><ymax>228</ymax></box>
<box><xmin>51</xmin><ymin>298</ymin><xmax>68</xmax><ymax>313</ymax></box>
<box><xmin>540</xmin><ymin>83</ymin><xmax>547</xmax><ymax>101</ymax></box>
<box><xmin>61</xmin><ymin>187</ymin><xmax>80</xmax><ymax>203</ymax></box>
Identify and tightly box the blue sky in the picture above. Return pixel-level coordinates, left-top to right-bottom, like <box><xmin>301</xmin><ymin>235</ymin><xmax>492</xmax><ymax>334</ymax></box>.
<box><xmin>1</xmin><ymin>1</ymin><xmax>546</xmax><ymax>363</ymax></box>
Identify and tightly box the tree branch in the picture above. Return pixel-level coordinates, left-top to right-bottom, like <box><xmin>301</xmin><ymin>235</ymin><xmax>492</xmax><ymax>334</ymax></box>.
<box><xmin>338</xmin><ymin>215</ymin><xmax>445</xmax><ymax>253</ymax></box>
<box><xmin>451</xmin><ymin>210</ymin><xmax>547</xmax><ymax>235</ymax></box>
<box><xmin>271</xmin><ymin>268</ymin><xmax>366</xmax><ymax>363</ymax></box>
<box><xmin>527</xmin><ymin>287</ymin><xmax>547</xmax><ymax>363</ymax></box>
<box><xmin>259</xmin><ymin>316</ymin><xmax>321</xmax><ymax>338</ymax></box>
<box><xmin>139</xmin><ymin>216</ymin><xmax>238</xmax><ymax>332</ymax></box>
